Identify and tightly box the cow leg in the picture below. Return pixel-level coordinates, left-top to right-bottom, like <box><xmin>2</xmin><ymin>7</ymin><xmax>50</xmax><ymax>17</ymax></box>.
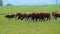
<box><xmin>41</xmin><ymin>17</ymin><xmax>45</xmax><ymax>22</ymax></box>
<box><xmin>55</xmin><ymin>16</ymin><xmax>57</xmax><ymax>20</ymax></box>
<box><xmin>48</xmin><ymin>18</ymin><xmax>50</xmax><ymax>21</ymax></box>
<box><xmin>46</xmin><ymin>17</ymin><xmax>50</xmax><ymax>21</ymax></box>
<box><xmin>42</xmin><ymin>18</ymin><xmax>45</xmax><ymax>22</ymax></box>
<box><xmin>40</xmin><ymin>19</ymin><xmax>42</xmax><ymax>22</ymax></box>
<box><xmin>18</xmin><ymin>16</ymin><xmax>21</xmax><ymax>20</ymax></box>
<box><xmin>40</xmin><ymin>18</ymin><xmax>43</xmax><ymax>22</ymax></box>
<box><xmin>36</xmin><ymin>18</ymin><xmax>38</xmax><ymax>22</ymax></box>
<box><xmin>40</xmin><ymin>17</ymin><xmax>42</xmax><ymax>22</ymax></box>
<box><xmin>26</xmin><ymin>18</ymin><xmax>29</xmax><ymax>21</ymax></box>
<box><xmin>32</xmin><ymin>18</ymin><xmax>34</xmax><ymax>22</ymax></box>
<box><xmin>28</xmin><ymin>17</ymin><xmax>31</xmax><ymax>22</ymax></box>
<box><xmin>24</xmin><ymin>18</ymin><xmax>27</xmax><ymax>21</ymax></box>
<box><xmin>46</xmin><ymin>18</ymin><xmax>48</xmax><ymax>21</ymax></box>
<box><xmin>39</xmin><ymin>18</ymin><xmax>41</xmax><ymax>22</ymax></box>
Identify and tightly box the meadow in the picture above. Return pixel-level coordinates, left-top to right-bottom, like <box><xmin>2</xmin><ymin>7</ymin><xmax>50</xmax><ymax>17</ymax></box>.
<box><xmin>0</xmin><ymin>5</ymin><xmax>60</xmax><ymax>34</ymax></box>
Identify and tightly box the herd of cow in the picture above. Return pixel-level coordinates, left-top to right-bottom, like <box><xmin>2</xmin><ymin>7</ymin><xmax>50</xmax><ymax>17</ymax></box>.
<box><xmin>5</xmin><ymin>11</ymin><xmax>60</xmax><ymax>22</ymax></box>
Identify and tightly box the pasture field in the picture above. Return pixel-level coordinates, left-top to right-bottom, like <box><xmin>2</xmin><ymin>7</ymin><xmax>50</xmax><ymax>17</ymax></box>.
<box><xmin>0</xmin><ymin>5</ymin><xmax>60</xmax><ymax>34</ymax></box>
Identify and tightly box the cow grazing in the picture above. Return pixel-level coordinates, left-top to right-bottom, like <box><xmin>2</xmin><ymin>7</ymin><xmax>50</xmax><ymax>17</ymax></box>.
<box><xmin>18</xmin><ymin>13</ymin><xmax>32</xmax><ymax>21</ymax></box>
<box><xmin>52</xmin><ymin>11</ymin><xmax>60</xmax><ymax>20</ymax></box>
<box><xmin>42</xmin><ymin>12</ymin><xmax>51</xmax><ymax>21</ymax></box>
<box><xmin>5</xmin><ymin>13</ymin><xmax>22</xmax><ymax>19</ymax></box>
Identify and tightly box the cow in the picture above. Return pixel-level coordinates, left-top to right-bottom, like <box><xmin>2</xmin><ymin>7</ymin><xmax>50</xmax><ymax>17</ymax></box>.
<box><xmin>31</xmin><ymin>12</ymin><xmax>43</xmax><ymax>22</ymax></box>
<box><xmin>18</xmin><ymin>13</ymin><xmax>32</xmax><ymax>21</ymax></box>
<box><xmin>52</xmin><ymin>11</ymin><xmax>60</xmax><ymax>20</ymax></box>
<box><xmin>42</xmin><ymin>12</ymin><xmax>51</xmax><ymax>21</ymax></box>
<box><xmin>5</xmin><ymin>13</ymin><xmax>22</xmax><ymax>19</ymax></box>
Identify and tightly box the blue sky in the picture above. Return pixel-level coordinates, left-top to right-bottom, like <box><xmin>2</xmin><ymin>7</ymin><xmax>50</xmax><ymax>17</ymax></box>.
<box><xmin>2</xmin><ymin>0</ymin><xmax>60</xmax><ymax>5</ymax></box>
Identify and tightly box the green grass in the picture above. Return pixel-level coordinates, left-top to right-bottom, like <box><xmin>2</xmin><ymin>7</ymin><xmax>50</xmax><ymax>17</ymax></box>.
<box><xmin>0</xmin><ymin>5</ymin><xmax>60</xmax><ymax>34</ymax></box>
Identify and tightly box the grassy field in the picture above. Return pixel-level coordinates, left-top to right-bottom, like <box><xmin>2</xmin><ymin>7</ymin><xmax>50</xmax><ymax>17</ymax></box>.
<box><xmin>0</xmin><ymin>5</ymin><xmax>60</xmax><ymax>34</ymax></box>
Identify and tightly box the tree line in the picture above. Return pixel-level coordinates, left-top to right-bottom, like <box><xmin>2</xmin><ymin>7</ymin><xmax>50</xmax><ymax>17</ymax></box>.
<box><xmin>0</xmin><ymin>0</ymin><xmax>12</xmax><ymax>6</ymax></box>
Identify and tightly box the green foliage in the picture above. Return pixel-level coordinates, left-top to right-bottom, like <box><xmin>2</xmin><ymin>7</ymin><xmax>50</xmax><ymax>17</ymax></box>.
<box><xmin>6</xmin><ymin>3</ymin><xmax>13</xmax><ymax>6</ymax></box>
<box><xmin>0</xmin><ymin>0</ymin><xmax>3</xmax><ymax>6</ymax></box>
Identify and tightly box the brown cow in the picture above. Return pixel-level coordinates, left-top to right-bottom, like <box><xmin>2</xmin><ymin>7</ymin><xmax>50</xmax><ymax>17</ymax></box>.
<box><xmin>52</xmin><ymin>11</ymin><xmax>60</xmax><ymax>20</ymax></box>
<box><xmin>5</xmin><ymin>13</ymin><xmax>22</xmax><ymax>19</ymax></box>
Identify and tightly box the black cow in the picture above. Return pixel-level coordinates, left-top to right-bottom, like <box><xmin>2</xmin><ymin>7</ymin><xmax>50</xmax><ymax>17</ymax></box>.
<box><xmin>18</xmin><ymin>13</ymin><xmax>32</xmax><ymax>21</ymax></box>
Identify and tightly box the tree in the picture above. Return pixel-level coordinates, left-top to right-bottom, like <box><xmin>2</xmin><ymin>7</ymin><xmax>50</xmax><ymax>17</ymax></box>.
<box><xmin>7</xmin><ymin>3</ymin><xmax>13</xmax><ymax>6</ymax></box>
<box><xmin>0</xmin><ymin>0</ymin><xmax>3</xmax><ymax>6</ymax></box>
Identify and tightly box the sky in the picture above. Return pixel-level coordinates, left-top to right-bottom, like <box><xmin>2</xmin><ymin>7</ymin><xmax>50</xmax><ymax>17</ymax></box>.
<box><xmin>2</xmin><ymin>0</ymin><xmax>60</xmax><ymax>6</ymax></box>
